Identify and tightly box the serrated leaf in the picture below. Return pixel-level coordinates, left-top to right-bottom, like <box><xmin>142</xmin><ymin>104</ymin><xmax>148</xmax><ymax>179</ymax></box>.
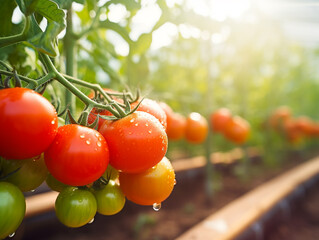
<box><xmin>35</xmin><ymin>0</ymin><xmax>65</xmax><ymax>26</ymax></box>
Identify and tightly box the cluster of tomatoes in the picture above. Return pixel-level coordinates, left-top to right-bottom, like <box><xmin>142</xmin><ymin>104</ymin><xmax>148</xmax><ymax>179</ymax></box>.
<box><xmin>158</xmin><ymin>103</ymin><xmax>209</xmax><ymax>144</ymax></box>
<box><xmin>210</xmin><ymin>108</ymin><xmax>250</xmax><ymax>145</ymax></box>
<box><xmin>268</xmin><ymin>106</ymin><xmax>319</xmax><ymax>144</ymax></box>
<box><xmin>0</xmin><ymin>87</ymin><xmax>176</xmax><ymax>238</ymax></box>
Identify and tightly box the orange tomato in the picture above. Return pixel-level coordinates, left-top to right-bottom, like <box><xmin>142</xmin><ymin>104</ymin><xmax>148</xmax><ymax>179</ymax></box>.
<box><xmin>185</xmin><ymin>112</ymin><xmax>208</xmax><ymax>144</ymax></box>
<box><xmin>268</xmin><ymin>106</ymin><xmax>291</xmax><ymax>130</ymax></box>
<box><xmin>119</xmin><ymin>157</ymin><xmax>175</xmax><ymax>206</ymax></box>
<box><xmin>210</xmin><ymin>108</ymin><xmax>232</xmax><ymax>133</ymax></box>
<box><xmin>223</xmin><ymin>116</ymin><xmax>250</xmax><ymax>144</ymax></box>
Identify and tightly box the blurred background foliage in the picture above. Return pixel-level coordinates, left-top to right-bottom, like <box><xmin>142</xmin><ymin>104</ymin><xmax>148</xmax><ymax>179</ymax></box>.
<box><xmin>2</xmin><ymin>0</ymin><xmax>319</xmax><ymax>161</ymax></box>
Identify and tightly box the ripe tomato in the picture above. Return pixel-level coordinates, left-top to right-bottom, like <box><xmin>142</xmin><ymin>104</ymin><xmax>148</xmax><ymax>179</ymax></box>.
<box><xmin>99</xmin><ymin>111</ymin><xmax>168</xmax><ymax>173</ymax></box>
<box><xmin>0</xmin><ymin>88</ymin><xmax>58</xmax><ymax>159</ymax></box>
<box><xmin>93</xmin><ymin>180</ymin><xmax>125</xmax><ymax>215</ymax></box>
<box><xmin>0</xmin><ymin>182</ymin><xmax>25</xmax><ymax>239</ymax></box>
<box><xmin>55</xmin><ymin>187</ymin><xmax>97</xmax><ymax>228</ymax></box>
<box><xmin>223</xmin><ymin>116</ymin><xmax>250</xmax><ymax>144</ymax></box>
<box><xmin>210</xmin><ymin>108</ymin><xmax>232</xmax><ymax>133</ymax></box>
<box><xmin>158</xmin><ymin>102</ymin><xmax>186</xmax><ymax>140</ymax></box>
<box><xmin>46</xmin><ymin>173</ymin><xmax>70</xmax><ymax>192</ymax></box>
<box><xmin>44</xmin><ymin>124</ymin><xmax>109</xmax><ymax>186</ymax></box>
<box><xmin>131</xmin><ymin>98</ymin><xmax>167</xmax><ymax>130</ymax></box>
<box><xmin>185</xmin><ymin>112</ymin><xmax>208</xmax><ymax>144</ymax></box>
<box><xmin>119</xmin><ymin>157</ymin><xmax>175</xmax><ymax>206</ymax></box>
<box><xmin>1</xmin><ymin>155</ymin><xmax>48</xmax><ymax>192</ymax></box>
<box><xmin>268</xmin><ymin>106</ymin><xmax>291</xmax><ymax>130</ymax></box>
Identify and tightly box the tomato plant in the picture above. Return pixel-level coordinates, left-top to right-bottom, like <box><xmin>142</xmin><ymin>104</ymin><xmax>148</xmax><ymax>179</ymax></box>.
<box><xmin>55</xmin><ymin>187</ymin><xmax>97</xmax><ymax>228</ymax></box>
<box><xmin>44</xmin><ymin>124</ymin><xmax>109</xmax><ymax>186</ymax></box>
<box><xmin>99</xmin><ymin>111</ymin><xmax>168</xmax><ymax>173</ymax></box>
<box><xmin>185</xmin><ymin>112</ymin><xmax>208</xmax><ymax>144</ymax></box>
<box><xmin>119</xmin><ymin>157</ymin><xmax>175</xmax><ymax>206</ymax></box>
<box><xmin>1</xmin><ymin>154</ymin><xmax>48</xmax><ymax>192</ymax></box>
<box><xmin>0</xmin><ymin>182</ymin><xmax>25</xmax><ymax>239</ymax></box>
<box><xmin>0</xmin><ymin>88</ymin><xmax>58</xmax><ymax>160</ymax></box>
<box><xmin>223</xmin><ymin>116</ymin><xmax>250</xmax><ymax>145</ymax></box>
<box><xmin>93</xmin><ymin>180</ymin><xmax>126</xmax><ymax>215</ymax></box>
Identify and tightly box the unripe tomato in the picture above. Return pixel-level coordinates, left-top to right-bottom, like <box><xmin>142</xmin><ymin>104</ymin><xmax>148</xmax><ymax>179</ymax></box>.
<box><xmin>93</xmin><ymin>180</ymin><xmax>125</xmax><ymax>215</ymax></box>
<box><xmin>99</xmin><ymin>111</ymin><xmax>168</xmax><ymax>173</ymax></box>
<box><xmin>46</xmin><ymin>173</ymin><xmax>70</xmax><ymax>192</ymax></box>
<box><xmin>45</xmin><ymin>124</ymin><xmax>109</xmax><ymax>186</ymax></box>
<box><xmin>131</xmin><ymin>98</ymin><xmax>167</xmax><ymax>130</ymax></box>
<box><xmin>55</xmin><ymin>187</ymin><xmax>97</xmax><ymax>228</ymax></box>
<box><xmin>185</xmin><ymin>112</ymin><xmax>208</xmax><ymax>144</ymax></box>
<box><xmin>0</xmin><ymin>182</ymin><xmax>25</xmax><ymax>239</ymax></box>
<box><xmin>1</xmin><ymin>155</ymin><xmax>48</xmax><ymax>192</ymax></box>
<box><xmin>210</xmin><ymin>108</ymin><xmax>232</xmax><ymax>133</ymax></box>
<box><xmin>0</xmin><ymin>88</ymin><xmax>58</xmax><ymax>159</ymax></box>
<box><xmin>119</xmin><ymin>157</ymin><xmax>175</xmax><ymax>206</ymax></box>
<box><xmin>223</xmin><ymin>116</ymin><xmax>250</xmax><ymax>144</ymax></box>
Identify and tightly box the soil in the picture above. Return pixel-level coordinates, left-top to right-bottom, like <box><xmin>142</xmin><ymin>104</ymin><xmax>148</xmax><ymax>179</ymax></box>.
<box><xmin>9</xmin><ymin>151</ymin><xmax>319</xmax><ymax>240</ymax></box>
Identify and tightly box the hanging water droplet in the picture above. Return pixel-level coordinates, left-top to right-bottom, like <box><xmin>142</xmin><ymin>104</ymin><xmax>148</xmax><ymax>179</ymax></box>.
<box><xmin>9</xmin><ymin>232</ymin><xmax>15</xmax><ymax>238</ymax></box>
<box><xmin>31</xmin><ymin>189</ymin><xmax>35</xmax><ymax>192</ymax></box>
<box><xmin>86</xmin><ymin>140</ymin><xmax>91</xmax><ymax>145</ymax></box>
<box><xmin>97</xmin><ymin>142</ymin><xmax>102</xmax><ymax>147</ymax></box>
<box><xmin>80</xmin><ymin>134</ymin><xmax>85</xmax><ymax>139</ymax></box>
<box><xmin>174</xmin><ymin>179</ymin><xmax>177</xmax><ymax>185</ymax></box>
<box><xmin>88</xmin><ymin>218</ymin><xmax>94</xmax><ymax>224</ymax></box>
<box><xmin>153</xmin><ymin>203</ymin><xmax>161</xmax><ymax>211</ymax></box>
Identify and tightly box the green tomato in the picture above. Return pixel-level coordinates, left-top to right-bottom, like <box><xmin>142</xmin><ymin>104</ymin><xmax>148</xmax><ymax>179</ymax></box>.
<box><xmin>1</xmin><ymin>155</ymin><xmax>48</xmax><ymax>192</ymax></box>
<box><xmin>93</xmin><ymin>180</ymin><xmax>126</xmax><ymax>215</ymax></box>
<box><xmin>46</xmin><ymin>173</ymin><xmax>69</xmax><ymax>192</ymax></box>
<box><xmin>0</xmin><ymin>182</ymin><xmax>26</xmax><ymax>239</ymax></box>
<box><xmin>102</xmin><ymin>165</ymin><xmax>119</xmax><ymax>181</ymax></box>
<box><xmin>55</xmin><ymin>187</ymin><xmax>97</xmax><ymax>228</ymax></box>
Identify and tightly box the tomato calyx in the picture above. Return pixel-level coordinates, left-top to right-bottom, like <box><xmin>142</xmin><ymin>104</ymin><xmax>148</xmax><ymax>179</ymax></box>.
<box><xmin>92</xmin><ymin>176</ymin><xmax>110</xmax><ymax>191</ymax></box>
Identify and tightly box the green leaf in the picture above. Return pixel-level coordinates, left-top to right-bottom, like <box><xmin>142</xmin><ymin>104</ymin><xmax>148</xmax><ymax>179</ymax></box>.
<box><xmin>0</xmin><ymin>0</ymin><xmax>21</xmax><ymax>36</ymax></box>
<box><xmin>35</xmin><ymin>0</ymin><xmax>65</xmax><ymax>26</ymax></box>
<box><xmin>15</xmin><ymin>0</ymin><xmax>39</xmax><ymax>15</ymax></box>
<box><xmin>52</xmin><ymin>0</ymin><xmax>85</xmax><ymax>10</ymax></box>
<box><xmin>130</xmin><ymin>33</ymin><xmax>152</xmax><ymax>55</ymax></box>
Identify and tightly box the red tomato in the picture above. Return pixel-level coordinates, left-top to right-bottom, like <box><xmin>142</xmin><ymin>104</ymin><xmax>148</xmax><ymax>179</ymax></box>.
<box><xmin>99</xmin><ymin>111</ymin><xmax>168</xmax><ymax>173</ymax></box>
<box><xmin>268</xmin><ymin>106</ymin><xmax>291</xmax><ymax>130</ymax></box>
<box><xmin>44</xmin><ymin>124</ymin><xmax>109</xmax><ymax>186</ymax></box>
<box><xmin>210</xmin><ymin>108</ymin><xmax>232</xmax><ymax>133</ymax></box>
<box><xmin>0</xmin><ymin>88</ymin><xmax>58</xmax><ymax>159</ymax></box>
<box><xmin>185</xmin><ymin>112</ymin><xmax>208</xmax><ymax>144</ymax></box>
<box><xmin>223</xmin><ymin>116</ymin><xmax>250</xmax><ymax>144</ymax></box>
<box><xmin>119</xmin><ymin>157</ymin><xmax>175</xmax><ymax>206</ymax></box>
<box><xmin>131</xmin><ymin>98</ymin><xmax>167</xmax><ymax>130</ymax></box>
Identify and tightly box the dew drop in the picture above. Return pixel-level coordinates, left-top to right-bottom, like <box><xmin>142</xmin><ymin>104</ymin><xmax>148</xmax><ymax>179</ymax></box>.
<box><xmin>51</xmin><ymin>120</ymin><xmax>55</xmax><ymax>124</ymax></box>
<box><xmin>145</xmin><ymin>123</ymin><xmax>149</xmax><ymax>127</ymax></box>
<box><xmin>130</xmin><ymin>119</ymin><xmax>135</xmax><ymax>123</ymax></box>
<box><xmin>97</xmin><ymin>142</ymin><xmax>102</xmax><ymax>147</ymax></box>
<box><xmin>153</xmin><ymin>203</ymin><xmax>161</xmax><ymax>211</ymax></box>
<box><xmin>88</xmin><ymin>218</ymin><xmax>94</xmax><ymax>224</ymax></box>
<box><xmin>86</xmin><ymin>140</ymin><xmax>91</xmax><ymax>145</ymax></box>
<box><xmin>95</xmin><ymin>148</ymin><xmax>98</xmax><ymax>151</ymax></box>
<box><xmin>95</xmin><ymin>133</ymin><xmax>99</xmax><ymax>138</ymax></box>
<box><xmin>174</xmin><ymin>179</ymin><xmax>177</xmax><ymax>185</ymax></box>
<box><xmin>148</xmin><ymin>130</ymin><xmax>152</xmax><ymax>134</ymax></box>
<box><xmin>9</xmin><ymin>232</ymin><xmax>15</xmax><ymax>238</ymax></box>
<box><xmin>80</xmin><ymin>134</ymin><xmax>85</xmax><ymax>139</ymax></box>
<box><xmin>135</xmin><ymin>123</ymin><xmax>139</xmax><ymax>127</ymax></box>
<box><xmin>162</xmin><ymin>147</ymin><xmax>165</xmax><ymax>151</ymax></box>
<box><xmin>31</xmin><ymin>189</ymin><xmax>35</xmax><ymax>192</ymax></box>
<box><xmin>128</xmin><ymin>132</ymin><xmax>132</xmax><ymax>135</ymax></box>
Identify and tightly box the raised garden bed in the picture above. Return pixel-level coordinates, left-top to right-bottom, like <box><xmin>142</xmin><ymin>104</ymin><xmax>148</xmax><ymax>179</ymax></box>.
<box><xmin>9</xmin><ymin>149</ymin><xmax>319</xmax><ymax>240</ymax></box>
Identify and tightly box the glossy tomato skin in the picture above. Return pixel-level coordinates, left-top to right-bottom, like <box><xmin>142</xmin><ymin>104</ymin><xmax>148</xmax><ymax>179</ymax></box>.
<box><xmin>44</xmin><ymin>124</ymin><xmax>109</xmax><ymax>186</ymax></box>
<box><xmin>210</xmin><ymin>108</ymin><xmax>232</xmax><ymax>133</ymax></box>
<box><xmin>0</xmin><ymin>88</ymin><xmax>58</xmax><ymax>159</ymax></box>
<box><xmin>0</xmin><ymin>182</ymin><xmax>26</xmax><ymax>239</ymax></box>
<box><xmin>55</xmin><ymin>187</ymin><xmax>97</xmax><ymax>228</ymax></box>
<box><xmin>185</xmin><ymin>112</ymin><xmax>208</xmax><ymax>144</ymax></box>
<box><xmin>93</xmin><ymin>180</ymin><xmax>125</xmax><ymax>215</ymax></box>
<box><xmin>131</xmin><ymin>99</ymin><xmax>167</xmax><ymax>130</ymax></box>
<box><xmin>46</xmin><ymin>173</ymin><xmax>70</xmax><ymax>192</ymax></box>
<box><xmin>119</xmin><ymin>157</ymin><xmax>175</xmax><ymax>206</ymax></box>
<box><xmin>1</xmin><ymin>155</ymin><xmax>48</xmax><ymax>192</ymax></box>
<box><xmin>99</xmin><ymin>111</ymin><xmax>168</xmax><ymax>173</ymax></box>
<box><xmin>224</xmin><ymin>116</ymin><xmax>250</xmax><ymax>144</ymax></box>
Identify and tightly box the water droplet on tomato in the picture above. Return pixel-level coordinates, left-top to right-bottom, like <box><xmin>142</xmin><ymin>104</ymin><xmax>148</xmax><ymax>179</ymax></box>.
<box><xmin>31</xmin><ymin>189</ymin><xmax>35</xmax><ymax>193</ymax></box>
<box><xmin>130</xmin><ymin>118</ymin><xmax>135</xmax><ymax>123</ymax></box>
<box><xmin>97</xmin><ymin>142</ymin><xmax>102</xmax><ymax>147</ymax></box>
<box><xmin>128</xmin><ymin>132</ymin><xmax>132</xmax><ymax>135</ymax></box>
<box><xmin>80</xmin><ymin>134</ymin><xmax>85</xmax><ymax>138</ymax></box>
<box><xmin>153</xmin><ymin>203</ymin><xmax>161</xmax><ymax>211</ymax></box>
<box><xmin>51</xmin><ymin>120</ymin><xmax>55</xmax><ymax>124</ymax></box>
<box><xmin>9</xmin><ymin>232</ymin><xmax>15</xmax><ymax>238</ymax></box>
<box><xmin>174</xmin><ymin>179</ymin><xmax>177</xmax><ymax>185</ymax></box>
<box><xmin>88</xmin><ymin>218</ymin><xmax>94</xmax><ymax>224</ymax></box>
<box><xmin>95</xmin><ymin>133</ymin><xmax>99</xmax><ymax>138</ymax></box>
<box><xmin>86</xmin><ymin>140</ymin><xmax>91</xmax><ymax>145</ymax></box>
<box><xmin>148</xmin><ymin>130</ymin><xmax>152</xmax><ymax>134</ymax></box>
<box><xmin>145</xmin><ymin>123</ymin><xmax>149</xmax><ymax>127</ymax></box>
<box><xmin>135</xmin><ymin>123</ymin><xmax>139</xmax><ymax>127</ymax></box>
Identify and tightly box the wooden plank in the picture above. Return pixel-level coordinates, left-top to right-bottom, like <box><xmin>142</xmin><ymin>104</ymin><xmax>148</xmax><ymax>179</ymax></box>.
<box><xmin>176</xmin><ymin>157</ymin><xmax>319</xmax><ymax>240</ymax></box>
<box><xmin>25</xmin><ymin>191</ymin><xmax>58</xmax><ymax>218</ymax></box>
